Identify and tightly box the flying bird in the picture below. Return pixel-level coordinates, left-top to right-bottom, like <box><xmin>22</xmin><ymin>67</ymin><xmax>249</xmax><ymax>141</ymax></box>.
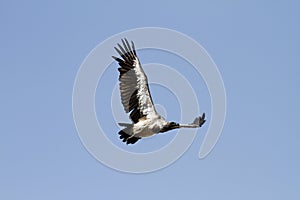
<box><xmin>112</xmin><ymin>38</ymin><xmax>206</xmax><ymax>144</ymax></box>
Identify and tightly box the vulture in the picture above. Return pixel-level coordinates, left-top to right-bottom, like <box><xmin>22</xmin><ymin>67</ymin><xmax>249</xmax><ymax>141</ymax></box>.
<box><xmin>112</xmin><ymin>39</ymin><xmax>206</xmax><ymax>144</ymax></box>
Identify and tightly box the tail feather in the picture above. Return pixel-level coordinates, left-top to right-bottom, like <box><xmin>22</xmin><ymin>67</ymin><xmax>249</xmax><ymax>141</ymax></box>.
<box><xmin>118</xmin><ymin>126</ymin><xmax>141</xmax><ymax>144</ymax></box>
<box><xmin>118</xmin><ymin>123</ymin><xmax>132</xmax><ymax>127</ymax></box>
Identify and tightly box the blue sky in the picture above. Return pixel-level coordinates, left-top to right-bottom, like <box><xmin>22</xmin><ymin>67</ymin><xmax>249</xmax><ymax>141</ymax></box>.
<box><xmin>1</xmin><ymin>0</ymin><xmax>300</xmax><ymax>199</ymax></box>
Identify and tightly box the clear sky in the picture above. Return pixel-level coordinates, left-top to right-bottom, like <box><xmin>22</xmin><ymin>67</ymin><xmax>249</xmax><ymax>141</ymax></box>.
<box><xmin>1</xmin><ymin>0</ymin><xmax>299</xmax><ymax>199</ymax></box>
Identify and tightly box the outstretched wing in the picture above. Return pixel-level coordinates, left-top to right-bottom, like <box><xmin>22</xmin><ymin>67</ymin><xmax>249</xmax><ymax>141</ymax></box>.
<box><xmin>112</xmin><ymin>38</ymin><xmax>157</xmax><ymax>123</ymax></box>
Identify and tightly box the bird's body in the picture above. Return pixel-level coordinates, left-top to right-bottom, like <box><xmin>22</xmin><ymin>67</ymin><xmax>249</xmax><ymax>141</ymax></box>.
<box><xmin>133</xmin><ymin>115</ymin><xmax>167</xmax><ymax>137</ymax></box>
<box><xmin>112</xmin><ymin>39</ymin><xmax>206</xmax><ymax>144</ymax></box>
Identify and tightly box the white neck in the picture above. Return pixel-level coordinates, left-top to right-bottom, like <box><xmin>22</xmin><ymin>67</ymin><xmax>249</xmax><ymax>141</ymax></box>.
<box><xmin>179</xmin><ymin>124</ymin><xmax>199</xmax><ymax>128</ymax></box>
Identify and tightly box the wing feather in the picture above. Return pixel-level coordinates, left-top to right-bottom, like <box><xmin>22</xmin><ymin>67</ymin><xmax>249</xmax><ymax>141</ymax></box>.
<box><xmin>112</xmin><ymin>38</ymin><xmax>156</xmax><ymax>123</ymax></box>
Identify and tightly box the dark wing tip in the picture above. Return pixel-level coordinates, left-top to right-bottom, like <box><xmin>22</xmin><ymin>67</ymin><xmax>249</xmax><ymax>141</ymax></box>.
<box><xmin>131</xmin><ymin>41</ymin><xmax>136</xmax><ymax>56</ymax></box>
<box><xmin>113</xmin><ymin>38</ymin><xmax>137</xmax><ymax>61</ymax></box>
<box><xmin>112</xmin><ymin>55</ymin><xmax>123</xmax><ymax>63</ymax></box>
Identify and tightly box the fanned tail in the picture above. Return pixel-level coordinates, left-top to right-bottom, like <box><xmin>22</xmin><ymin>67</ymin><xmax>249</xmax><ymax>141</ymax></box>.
<box><xmin>118</xmin><ymin>125</ymin><xmax>141</xmax><ymax>144</ymax></box>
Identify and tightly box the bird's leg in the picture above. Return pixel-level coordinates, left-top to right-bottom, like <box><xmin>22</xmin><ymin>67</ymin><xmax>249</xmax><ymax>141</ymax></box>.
<box><xmin>179</xmin><ymin>113</ymin><xmax>206</xmax><ymax>128</ymax></box>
